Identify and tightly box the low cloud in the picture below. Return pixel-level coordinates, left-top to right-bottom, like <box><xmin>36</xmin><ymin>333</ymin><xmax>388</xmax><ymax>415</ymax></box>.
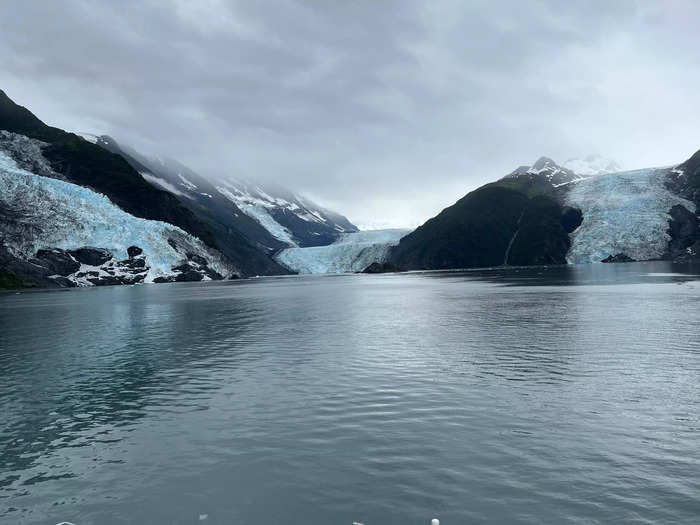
<box><xmin>2</xmin><ymin>0</ymin><xmax>700</xmax><ymax>227</ymax></box>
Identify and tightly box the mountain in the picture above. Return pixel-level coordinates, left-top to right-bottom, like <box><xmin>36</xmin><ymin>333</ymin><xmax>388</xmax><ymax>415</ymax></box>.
<box><xmin>390</xmin><ymin>181</ymin><xmax>579</xmax><ymax>270</ymax></box>
<box><xmin>505</xmin><ymin>156</ymin><xmax>586</xmax><ymax>187</ymax></box>
<box><xmin>0</xmin><ymin>89</ymin><xmax>354</xmax><ymax>288</ymax></box>
<box><xmin>389</xmin><ymin>154</ymin><xmax>700</xmax><ymax>270</ymax></box>
<box><xmin>90</xmin><ymin>135</ymin><xmax>357</xmax><ymax>251</ymax></box>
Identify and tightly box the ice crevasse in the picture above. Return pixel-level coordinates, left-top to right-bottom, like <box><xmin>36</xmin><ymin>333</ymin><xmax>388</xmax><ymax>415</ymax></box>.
<box><xmin>564</xmin><ymin>168</ymin><xmax>695</xmax><ymax>263</ymax></box>
<box><xmin>0</xmin><ymin>151</ymin><xmax>232</xmax><ymax>282</ymax></box>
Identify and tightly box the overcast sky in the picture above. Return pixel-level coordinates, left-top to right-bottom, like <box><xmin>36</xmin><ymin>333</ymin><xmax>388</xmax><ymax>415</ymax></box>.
<box><xmin>2</xmin><ymin>1</ymin><xmax>700</xmax><ymax>228</ymax></box>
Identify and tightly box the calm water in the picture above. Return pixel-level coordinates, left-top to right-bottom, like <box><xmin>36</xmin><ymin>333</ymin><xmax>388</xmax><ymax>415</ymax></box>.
<box><xmin>1</xmin><ymin>262</ymin><xmax>699</xmax><ymax>525</ymax></box>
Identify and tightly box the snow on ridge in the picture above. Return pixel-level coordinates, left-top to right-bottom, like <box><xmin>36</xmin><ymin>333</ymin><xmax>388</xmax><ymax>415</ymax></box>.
<box><xmin>141</xmin><ymin>172</ymin><xmax>192</xmax><ymax>198</ymax></box>
<box><xmin>177</xmin><ymin>173</ymin><xmax>198</xmax><ymax>191</ymax></box>
<box><xmin>565</xmin><ymin>167</ymin><xmax>694</xmax><ymax>263</ymax></box>
<box><xmin>0</xmin><ymin>151</ymin><xmax>232</xmax><ymax>282</ymax></box>
<box><xmin>276</xmin><ymin>229</ymin><xmax>409</xmax><ymax>274</ymax></box>
<box><xmin>75</xmin><ymin>132</ymin><xmax>100</xmax><ymax>144</ymax></box>
<box><xmin>215</xmin><ymin>180</ymin><xmax>346</xmax><ymax>245</ymax></box>
<box><xmin>671</xmin><ymin>166</ymin><xmax>685</xmax><ymax>178</ymax></box>
<box><xmin>526</xmin><ymin>158</ymin><xmax>569</xmax><ymax>180</ymax></box>
<box><xmin>551</xmin><ymin>175</ymin><xmax>590</xmax><ymax>188</ymax></box>
<box><xmin>216</xmin><ymin>185</ymin><xmax>298</xmax><ymax>246</ymax></box>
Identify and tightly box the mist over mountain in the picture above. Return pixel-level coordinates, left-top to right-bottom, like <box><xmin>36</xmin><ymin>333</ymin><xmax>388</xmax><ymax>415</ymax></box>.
<box><xmin>3</xmin><ymin>1</ymin><xmax>700</xmax><ymax>229</ymax></box>
<box><xmin>0</xmin><ymin>90</ymin><xmax>357</xmax><ymax>286</ymax></box>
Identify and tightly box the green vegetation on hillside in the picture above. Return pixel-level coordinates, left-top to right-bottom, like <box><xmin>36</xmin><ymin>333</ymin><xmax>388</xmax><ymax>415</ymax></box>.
<box><xmin>390</xmin><ymin>177</ymin><xmax>577</xmax><ymax>271</ymax></box>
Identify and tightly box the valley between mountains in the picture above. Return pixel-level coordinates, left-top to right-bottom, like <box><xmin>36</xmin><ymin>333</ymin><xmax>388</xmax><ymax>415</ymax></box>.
<box><xmin>2</xmin><ymin>89</ymin><xmax>700</xmax><ymax>289</ymax></box>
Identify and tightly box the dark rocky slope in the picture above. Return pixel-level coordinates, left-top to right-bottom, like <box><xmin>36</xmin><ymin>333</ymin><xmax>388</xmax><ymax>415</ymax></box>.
<box><xmin>0</xmin><ymin>89</ymin><xmax>287</xmax><ymax>277</ymax></box>
<box><xmin>96</xmin><ymin>135</ymin><xmax>357</xmax><ymax>249</ymax></box>
<box><xmin>390</xmin><ymin>177</ymin><xmax>581</xmax><ymax>271</ymax></box>
<box><xmin>665</xmin><ymin>149</ymin><xmax>700</xmax><ymax>260</ymax></box>
<box><xmin>389</xmin><ymin>150</ymin><xmax>700</xmax><ymax>271</ymax></box>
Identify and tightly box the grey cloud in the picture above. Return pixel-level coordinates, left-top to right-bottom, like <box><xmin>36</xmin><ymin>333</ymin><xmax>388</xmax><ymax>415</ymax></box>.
<box><xmin>2</xmin><ymin>0</ymin><xmax>700</xmax><ymax>228</ymax></box>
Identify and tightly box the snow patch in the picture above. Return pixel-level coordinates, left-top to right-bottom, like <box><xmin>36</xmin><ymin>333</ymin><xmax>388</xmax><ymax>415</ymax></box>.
<box><xmin>178</xmin><ymin>173</ymin><xmax>198</xmax><ymax>191</ymax></box>
<box><xmin>141</xmin><ymin>172</ymin><xmax>191</xmax><ymax>198</ymax></box>
<box><xmin>75</xmin><ymin>132</ymin><xmax>100</xmax><ymax>144</ymax></box>
<box><xmin>216</xmin><ymin>185</ymin><xmax>298</xmax><ymax>246</ymax></box>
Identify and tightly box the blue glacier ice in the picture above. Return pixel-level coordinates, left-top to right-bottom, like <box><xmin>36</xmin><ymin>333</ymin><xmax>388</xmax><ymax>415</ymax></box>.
<box><xmin>0</xmin><ymin>151</ymin><xmax>232</xmax><ymax>282</ymax></box>
<box><xmin>565</xmin><ymin>168</ymin><xmax>695</xmax><ymax>263</ymax></box>
<box><xmin>276</xmin><ymin>229</ymin><xmax>409</xmax><ymax>274</ymax></box>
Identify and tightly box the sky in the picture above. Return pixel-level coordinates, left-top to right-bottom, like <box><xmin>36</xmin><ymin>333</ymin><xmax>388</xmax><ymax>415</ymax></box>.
<box><xmin>2</xmin><ymin>0</ymin><xmax>700</xmax><ymax>229</ymax></box>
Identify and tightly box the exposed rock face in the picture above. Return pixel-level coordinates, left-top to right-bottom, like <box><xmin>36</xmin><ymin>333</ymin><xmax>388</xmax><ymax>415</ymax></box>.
<box><xmin>601</xmin><ymin>253</ymin><xmax>636</xmax><ymax>263</ymax></box>
<box><xmin>34</xmin><ymin>247</ymin><xmax>146</xmax><ymax>286</ymax></box>
<box><xmin>32</xmin><ymin>248</ymin><xmax>80</xmax><ymax>276</ymax></box>
<box><xmin>0</xmin><ymin>240</ymin><xmax>232</xmax><ymax>288</ymax></box>
<box><xmin>29</xmin><ymin>245</ymin><xmax>227</xmax><ymax>286</ymax></box>
<box><xmin>666</xmin><ymin>150</ymin><xmax>700</xmax><ymax>210</ymax></box>
<box><xmin>152</xmin><ymin>252</ymin><xmax>225</xmax><ymax>283</ymax></box>
<box><xmin>69</xmin><ymin>247</ymin><xmax>113</xmax><ymax>266</ymax></box>
<box><xmin>560</xmin><ymin>207</ymin><xmax>583</xmax><ymax>233</ymax></box>
<box><xmin>127</xmin><ymin>245</ymin><xmax>143</xmax><ymax>258</ymax></box>
<box><xmin>663</xmin><ymin>150</ymin><xmax>700</xmax><ymax>261</ymax></box>
<box><xmin>505</xmin><ymin>157</ymin><xmax>588</xmax><ymax>187</ymax></box>
<box><xmin>666</xmin><ymin>204</ymin><xmax>700</xmax><ymax>261</ymax></box>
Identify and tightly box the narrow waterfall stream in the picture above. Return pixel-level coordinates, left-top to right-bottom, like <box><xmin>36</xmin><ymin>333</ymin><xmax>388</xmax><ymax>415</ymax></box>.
<box><xmin>503</xmin><ymin>210</ymin><xmax>525</xmax><ymax>266</ymax></box>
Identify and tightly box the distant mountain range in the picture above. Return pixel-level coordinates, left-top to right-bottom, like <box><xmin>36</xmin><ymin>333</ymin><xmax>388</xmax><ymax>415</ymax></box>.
<box><xmin>388</xmin><ymin>154</ymin><xmax>700</xmax><ymax>271</ymax></box>
<box><xmin>0</xmin><ymin>89</ymin><xmax>356</xmax><ymax>288</ymax></box>
<box><xmin>87</xmin><ymin>134</ymin><xmax>357</xmax><ymax>250</ymax></box>
<box><xmin>2</xmin><ymin>87</ymin><xmax>699</xmax><ymax>288</ymax></box>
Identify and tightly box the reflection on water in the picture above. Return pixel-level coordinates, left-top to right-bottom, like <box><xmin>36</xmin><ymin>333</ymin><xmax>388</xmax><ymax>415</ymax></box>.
<box><xmin>1</xmin><ymin>262</ymin><xmax>700</xmax><ymax>524</ymax></box>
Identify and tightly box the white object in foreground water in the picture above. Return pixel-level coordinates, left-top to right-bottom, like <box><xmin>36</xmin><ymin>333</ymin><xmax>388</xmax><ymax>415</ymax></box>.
<box><xmin>432</xmin><ymin>519</ymin><xmax>440</xmax><ymax>525</ymax></box>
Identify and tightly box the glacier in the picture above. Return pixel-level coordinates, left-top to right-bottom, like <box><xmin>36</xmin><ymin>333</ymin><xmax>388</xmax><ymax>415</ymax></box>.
<box><xmin>276</xmin><ymin>229</ymin><xmax>409</xmax><ymax>274</ymax></box>
<box><xmin>565</xmin><ymin>167</ymin><xmax>695</xmax><ymax>263</ymax></box>
<box><xmin>0</xmin><ymin>151</ymin><xmax>233</xmax><ymax>283</ymax></box>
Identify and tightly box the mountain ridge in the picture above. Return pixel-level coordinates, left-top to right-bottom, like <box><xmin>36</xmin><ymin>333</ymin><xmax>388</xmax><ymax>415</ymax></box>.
<box><xmin>93</xmin><ymin>134</ymin><xmax>357</xmax><ymax>250</ymax></box>
<box><xmin>387</xmin><ymin>152</ymin><xmax>700</xmax><ymax>271</ymax></box>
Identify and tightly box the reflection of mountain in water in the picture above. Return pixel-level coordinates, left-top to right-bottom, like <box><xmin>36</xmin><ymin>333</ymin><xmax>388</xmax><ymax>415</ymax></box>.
<box><xmin>0</xmin><ymin>284</ymin><xmax>260</xmax><ymax>477</ymax></box>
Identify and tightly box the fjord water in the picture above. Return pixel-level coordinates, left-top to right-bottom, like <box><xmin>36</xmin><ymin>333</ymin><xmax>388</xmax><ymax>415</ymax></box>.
<box><xmin>1</xmin><ymin>263</ymin><xmax>699</xmax><ymax>525</ymax></box>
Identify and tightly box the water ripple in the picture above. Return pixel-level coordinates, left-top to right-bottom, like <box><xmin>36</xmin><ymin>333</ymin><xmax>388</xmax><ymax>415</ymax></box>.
<box><xmin>1</xmin><ymin>262</ymin><xmax>699</xmax><ymax>524</ymax></box>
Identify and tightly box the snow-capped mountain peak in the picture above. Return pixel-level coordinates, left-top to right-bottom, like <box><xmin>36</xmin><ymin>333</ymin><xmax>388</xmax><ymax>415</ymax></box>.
<box><xmin>506</xmin><ymin>156</ymin><xmax>581</xmax><ymax>187</ymax></box>
<box><xmin>506</xmin><ymin>155</ymin><xmax>621</xmax><ymax>188</ymax></box>
<box><xmin>527</xmin><ymin>156</ymin><xmax>574</xmax><ymax>179</ymax></box>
